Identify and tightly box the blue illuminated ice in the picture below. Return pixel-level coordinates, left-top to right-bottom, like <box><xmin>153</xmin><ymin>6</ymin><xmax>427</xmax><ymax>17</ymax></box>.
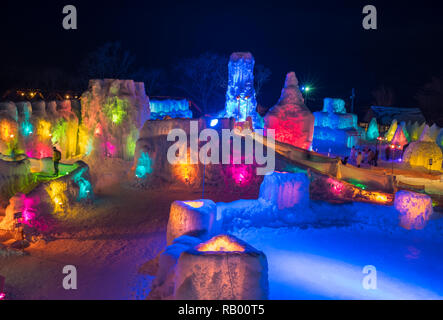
<box><xmin>149</xmin><ymin>98</ymin><xmax>192</xmax><ymax>120</ymax></box>
<box><xmin>135</xmin><ymin>152</ymin><xmax>153</xmax><ymax>178</ymax></box>
<box><xmin>224</xmin><ymin>52</ymin><xmax>257</xmax><ymax>122</ymax></box>
<box><xmin>366</xmin><ymin>118</ymin><xmax>380</xmax><ymax>140</ymax></box>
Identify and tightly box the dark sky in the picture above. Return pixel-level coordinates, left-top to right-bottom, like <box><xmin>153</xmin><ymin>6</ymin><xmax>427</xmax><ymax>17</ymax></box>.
<box><xmin>1</xmin><ymin>0</ymin><xmax>442</xmax><ymax>113</ymax></box>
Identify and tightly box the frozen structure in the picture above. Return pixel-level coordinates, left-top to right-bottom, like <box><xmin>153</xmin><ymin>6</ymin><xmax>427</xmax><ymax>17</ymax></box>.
<box><xmin>402</xmin><ymin>125</ymin><xmax>443</xmax><ymax>171</ymax></box>
<box><xmin>395</xmin><ymin>190</ymin><xmax>433</xmax><ymax>230</ymax></box>
<box><xmin>322</xmin><ymin>98</ymin><xmax>347</xmax><ymax>113</ymax></box>
<box><xmin>312</xmin><ymin>98</ymin><xmax>361</xmax><ymax>152</ymax></box>
<box><xmin>437</xmin><ymin>129</ymin><xmax>443</xmax><ymax>148</ymax></box>
<box><xmin>400</xmin><ymin>121</ymin><xmax>411</xmax><ymax>142</ymax></box>
<box><xmin>366</xmin><ymin>118</ymin><xmax>380</xmax><ymax>141</ymax></box>
<box><xmin>0</xmin><ymin>161</ymin><xmax>93</xmax><ymax>233</ymax></box>
<box><xmin>166</xmin><ymin>200</ymin><xmax>216</xmax><ymax>246</ymax></box>
<box><xmin>148</xmin><ymin>233</ymin><xmax>268</xmax><ymax>300</ymax></box>
<box><xmin>132</xmin><ymin>118</ymin><xmax>265</xmax><ymax>192</ymax></box>
<box><xmin>364</xmin><ymin>106</ymin><xmax>426</xmax><ymax>130</ymax></box>
<box><xmin>264</xmin><ymin>72</ymin><xmax>315</xmax><ymax>149</ymax></box>
<box><xmin>174</xmin><ymin>235</ymin><xmax>268</xmax><ymax>300</ymax></box>
<box><xmin>80</xmin><ymin>79</ymin><xmax>150</xmax><ymax>161</ymax></box>
<box><xmin>429</xmin><ymin>123</ymin><xmax>440</xmax><ymax>141</ymax></box>
<box><xmin>406</xmin><ymin>121</ymin><xmax>426</xmax><ymax>142</ymax></box>
<box><xmin>259</xmin><ymin>171</ymin><xmax>309</xmax><ymax>210</ymax></box>
<box><xmin>391</xmin><ymin>125</ymin><xmax>408</xmax><ymax>147</ymax></box>
<box><xmin>224</xmin><ymin>52</ymin><xmax>258</xmax><ymax>123</ymax></box>
<box><xmin>149</xmin><ymin>98</ymin><xmax>192</xmax><ymax>120</ymax></box>
<box><xmin>0</xmin><ymin>100</ymin><xmax>81</xmax><ymax>160</ymax></box>
<box><xmin>0</xmin><ymin>157</ymin><xmax>33</xmax><ymax>215</ymax></box>
<box><xmin>384</xmin><ymin>119</ymin><xmax>398</xmax><ymax>141</ymax></box>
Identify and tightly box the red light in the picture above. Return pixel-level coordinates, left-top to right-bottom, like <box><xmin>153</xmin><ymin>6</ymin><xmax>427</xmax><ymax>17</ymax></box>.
<box><xmin>390</xmin><ymin>145</ymin><xmax>395</xmax><ymax>149</ymax></box>
<box><xmin>0</xmin><ymin>292</ymin><xmax>5</xmax><ymax>300</ymax></box>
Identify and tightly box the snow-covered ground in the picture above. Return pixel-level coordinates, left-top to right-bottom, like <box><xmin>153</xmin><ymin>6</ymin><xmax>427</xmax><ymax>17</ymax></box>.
<box><xmin>233</xmin><ymin>225</ymin><xmax>443</xmax><ymax>300</ymax></box>
<box><xmin>0</xmin><ymin>183</ymin><xmax>258</xmax><ymax>300</ymax></box>
<box><xmin>1</xmin><ymin>169</ymin><xmax>442</xmax><ymax>300</ymax></box>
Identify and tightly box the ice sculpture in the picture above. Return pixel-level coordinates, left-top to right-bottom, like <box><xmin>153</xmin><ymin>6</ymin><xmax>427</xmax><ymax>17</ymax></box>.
<box><xmin>409</xmin><ymin>122</ymin><xmax>425</xmax><ymax>141</ymax></box>
<box><xmin>402</xmin><ymin>124</ymin><xmax>443</xmax><ymax>170</ymax></box>
<box><xmin>135</xmin><ymin>151</ymin><xmax>153</xmax><ymax>178</ymax></box>
<box><xmin>166</xmin><ymin>199</ymin><xmax>216</xmax><ymax>245</ymax></box>
<box><xmin>429</xmin><ymin>123</ymin><xmax>440</xmax><ymax>141</ymax></box>
<box><xmin>264</xmin><ymin>72</ymin><xmax>315</xmax><ymax>149</ymax></box>
<box><xmin>399</xmin><ymin>121</ymin><xmax>411</xmax><ymax>143</ymax></box>
<box><xmin>80</xmin><ymin>79</ymin><xmax>150</xmax><ymax>160</ymax></box>
<box><xmin>259</xmin><ymin>171</ymin><xmax>309</xmax><ymax>210</ymax></box>
<box><xmin>366</xmin><ymin>118</ymin><xmax>379</xmax><ymax>140</ymax></box>
<box><xmin>437</xmin><ymin>129</ymin><xmax>443</xmax><ymax>147</ymax></box>
<box><xmin>419</xmin><ymin>124</ymin><xmax>432</xmax><ymax>142</ymax></box>
<box><xmin>322</xmin><ymin>97</ymin><xmax>346</xmax><ymax>114</ymax></box>
<box><xmin>312</xmin><ymin>98</ymin><xmax>360</xmax><ymax>150</ymax></box>
<box><xmin>149</xmin><ymin>98</ymin><xmax>192</xmax><ymax>120</ymax></box>
<box><xmin>224</xmin><ymin>52</ymin><xmax>257</xmax><ymax>122</ymax></box>
<box><xmin>384</xmin><ymin>119</ymin><xmax>398</xmax><ymax>141</ymax></box>
<box><xmin>395</xmin><ymin>190</ymin><xmax>433</xmax><ymax>230</ymax></box>
<box><xmin>391</xmin><ymin>125</ymin><xmax>408</xmax><ymax>147</ymax></box>
<box><xmin>174</xmin><ymin>234</ymin><xmax>268</xmax><ymax>300</ymax></box>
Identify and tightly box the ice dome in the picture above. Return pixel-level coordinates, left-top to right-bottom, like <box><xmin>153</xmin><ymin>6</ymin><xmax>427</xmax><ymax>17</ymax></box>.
<box><xmin>402</xmin><ymin>127</ymin><xmax>443</xmax><ymax>171</ymax></box>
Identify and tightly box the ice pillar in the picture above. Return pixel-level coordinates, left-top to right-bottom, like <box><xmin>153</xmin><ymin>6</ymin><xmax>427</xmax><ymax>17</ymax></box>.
<box><xmin>224</xmin><ymin>52</ymin><xmax>257</xmax><ymax>122</ymax></box>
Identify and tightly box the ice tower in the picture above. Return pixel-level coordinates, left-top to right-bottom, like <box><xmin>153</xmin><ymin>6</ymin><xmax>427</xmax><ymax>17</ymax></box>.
<box><xmin>224</xmin><ymin>52</ymin><xmax>257</xmax><ymax>122</ymax></box>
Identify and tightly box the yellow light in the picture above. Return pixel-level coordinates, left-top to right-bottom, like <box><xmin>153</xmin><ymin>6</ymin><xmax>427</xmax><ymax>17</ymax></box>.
<box><xmin>46</xmin><ymin>181</ymin><xmax>68</xmax><ymax>213</ymax></box>
<box><xmin>0</xmin><ymin>119</ymin><xmax>17</xmax><ymax>142</ymax></box>
<box><xmin>373</xmin><ymin>193</ymin><xmax>388</xmax><ymax>203</ymax></box>
<box><xmin>36</xmin><ymin>120</ymin><xmax>52</xmax><ymax>139</ymax></box>
<box><xmin>197</xmin><ymin>235</ymin><xmax>245</xmax><ymax>252</ymax></box>
<box><xmin>184</xmin><ymin>201</ymin><xmax>204</xmax><ymax>208</ymax></box>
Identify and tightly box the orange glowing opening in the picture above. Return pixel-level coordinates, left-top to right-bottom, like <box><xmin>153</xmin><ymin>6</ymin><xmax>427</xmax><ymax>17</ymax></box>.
<box><xmin>197</xmin><ymin>235</ymin><xmax>245</xmax><ymax>253</ymax></box>
<box><xmin>184</xmin><ymin>201</ymin><xmax>204</xmax><ymax>208</ymax></box>
<box><xmin>375</xmin><ymin>194</ymin><xmax>388</xmax><ymax>202</ymax></box>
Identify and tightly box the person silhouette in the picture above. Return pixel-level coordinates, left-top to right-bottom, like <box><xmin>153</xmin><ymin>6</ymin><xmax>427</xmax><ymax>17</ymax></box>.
<box><xmin>52</xmin><ymin>146</ymin><xmax>61</xmax><ymax>176</ymax></box>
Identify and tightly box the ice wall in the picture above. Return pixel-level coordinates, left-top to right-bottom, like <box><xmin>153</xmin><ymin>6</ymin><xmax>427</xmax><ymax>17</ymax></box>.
<box><xmin>0</xmin><ymin>100</ymin><xmax>80</xmax><ymax>160</ymax></box>
<box><xmin>0</xmin><ymin>157</ymin><xmax>33</xmax><ymax>215</ymax></box>
<box><xmin>149</xmin><ymin>98</ymin><xmax>192</xmax><ymax>120</ymax></box>
<box><xmin>133</xmin><ymin>118</ymin><xmax>265</xmax><ymax>192</ymax></box>
<box><xmin>224</xmin><ymin>52</ymin><xmax>257</xmax><ymax>122</ymax></box>
<box><xmin>80</xmin><ymin>79</ymin><xmax>150</xmax><ymax>161</ymax></box>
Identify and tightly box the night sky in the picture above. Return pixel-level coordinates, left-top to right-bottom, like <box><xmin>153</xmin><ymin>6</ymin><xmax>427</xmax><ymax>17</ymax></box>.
<box><xmin>1</xmin><ymin>0</ymin><xmax>442</xmax><ymax>114</ymax></box>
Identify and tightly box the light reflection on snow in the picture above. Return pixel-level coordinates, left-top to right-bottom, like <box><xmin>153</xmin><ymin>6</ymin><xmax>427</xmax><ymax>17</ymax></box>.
<box><xmin>269</xmin><ymin>249</ymin><xmax>442</xmax><ymax>300</ymax></box>
<box><xmin>234</xmin><ymin>227</ymin><xmax>443</xmax><ymax>300</ymax></box>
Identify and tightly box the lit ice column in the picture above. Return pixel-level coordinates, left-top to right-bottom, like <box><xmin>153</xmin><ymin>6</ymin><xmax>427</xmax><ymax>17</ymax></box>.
<box><xmin>225</xmin><ymin>52</ymin><xmax>257</xmax><ymax>121</ymax></box>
